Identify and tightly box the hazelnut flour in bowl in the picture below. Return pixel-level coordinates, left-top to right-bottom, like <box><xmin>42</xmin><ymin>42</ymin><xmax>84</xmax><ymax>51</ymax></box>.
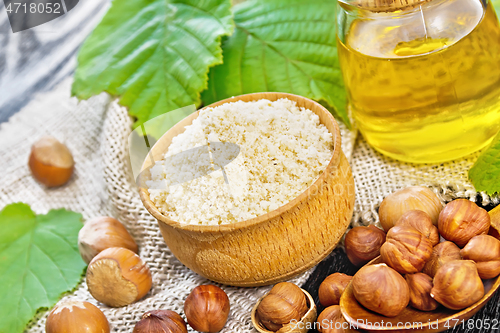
<box><xmin>139</xmin><ymin>92</ymin><xmax>355</xmax><ymax>286</ymax></box>
<box><xmin>146</xmin><ymin>98</ymin><xmax>334</xmax><ymax>226</ymax></box>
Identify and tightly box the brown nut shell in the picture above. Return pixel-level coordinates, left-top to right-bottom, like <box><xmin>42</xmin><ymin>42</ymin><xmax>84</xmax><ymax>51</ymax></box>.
<box><xmin>438</xmin><ymin>199</ymin><xmax>490</xmax><ymax>247</ymax></box>
<box><xmin>395</xmin><ymin>210</ymin><xmax>439</xmax><ymax>245</ymax></box>
<box><xmin>405</xmin><ymin>273</ymin><xmax>439</xmax><ymax>311</ymax></box>
<box><xmin>78</xmin><ymin>216</ymin><xmax>138</xmax><ymax>264</ymax></box>
<box><xmin>256</xmin><ymin>282</ymin><xmax>308</xmax><ymax>332</ymax></box>
<box><xmin>352</xmin><ymin>263</ymin><xmax>410</xmax><ymax>317</ymax></box>
<box><xmin>378</xmin><ymin>186</ymin><xmax>442</xmax><ymax>231</ymax></box>
<box><xmin>29</xmin><ymin>136</ymin><xmax>74</xmax><ymax>187</ymax></box>
<box><xmin>430</xmin><ymin>260</ymin><xmax>484</xmax><ymax>310</ymax></box>
<box><xmin>86</xmin><ymin>247</ymin><xmax>152</xmax><ymax>307</ymax></box>
<box><xmin>319</xmin><ymin>273</ymin><xmax>353</xmax><ymax>307</ymax></box>
<box><xmin>133</xmin><ymin>310</ymin><xmax>187</xmax><ymax>333</ymax></box>
<box><xmin>423</xmin><ymin>241</ymin><xmax>462</xmax><ymax>277</ymax></box>
<box><xmin>380</xmin><ymin>225</ymin><xmax>433</xmax><ymax>274</ymax></box>
<box><xmin>345</xmin><ymin>225</ymin><xmax>386</xmax><ymax>267</ymax></box>
<box><xmin>184</xmin><ymin>285</ymin><xmax>230</xmax><ymax>333</ymax></box>
<box><xmin>460</xmin><ymin>235</ymin><xmax>500</xmax><ymax>279</ymax></box>
<box><xmin>45</xmin><ymin>300</ymin><xmax>110</xmax><ymax>333</ymax></box>
<box><xmin>317</xmin><ymin>305</ymin><xmax>357</xmax><ymax>333</ymax></box>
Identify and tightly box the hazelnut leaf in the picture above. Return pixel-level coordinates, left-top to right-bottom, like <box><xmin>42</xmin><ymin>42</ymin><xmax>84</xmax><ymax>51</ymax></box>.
<box><xmin>71</xmin><ymin>0</ymin><xmax>234</xmax><ymax>128</ymax></box>
<box><xmin>469</xmin><ymin>130</ymin><xmax>500</xmax><ymax>195</ymax></box>
<box><xmin>0</xmin><ymin>203</ymin><xmax>85</xmax><ymax>333</ymax></box>
<box><xmin>201</xmin><ymin>0</ymin><xmax>350</xmax><ymax>128</ymax></box>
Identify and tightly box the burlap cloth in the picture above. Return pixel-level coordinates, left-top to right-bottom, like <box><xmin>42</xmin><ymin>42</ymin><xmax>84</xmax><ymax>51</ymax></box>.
<box><xmin>0</xmin><ymin>78</ymin><xmax>495</xmax><ymax>332</ymax></box>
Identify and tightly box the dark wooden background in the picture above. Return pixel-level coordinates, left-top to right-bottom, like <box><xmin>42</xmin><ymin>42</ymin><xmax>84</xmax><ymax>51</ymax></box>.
<box><xmin>1</xmin><ymin>1</ymin><xmax>499</xmax><ymax>332</ymax></box>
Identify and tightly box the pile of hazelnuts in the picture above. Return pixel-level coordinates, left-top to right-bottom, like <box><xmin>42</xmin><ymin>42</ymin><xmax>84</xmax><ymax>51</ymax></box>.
<box><xmin>45</xmin><ymin>215</ymin><xmax>231</xmax><ymax>333</ymax></box>
<box><xmin>318</xmin><ymin>186</ymin><xmax>500</xmax><ymax>327</ymax></box>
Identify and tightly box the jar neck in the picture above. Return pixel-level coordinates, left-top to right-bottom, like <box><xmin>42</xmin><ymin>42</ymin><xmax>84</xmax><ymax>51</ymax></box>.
<box><xmin>338</xmin><ymin>0</ymin><xmax>430</xmax><ymax>13</ymax></box>
<box><xmin>338</xmin><ymin>0</ymin><xmax>486</xmax><ymax>18</ymax></box>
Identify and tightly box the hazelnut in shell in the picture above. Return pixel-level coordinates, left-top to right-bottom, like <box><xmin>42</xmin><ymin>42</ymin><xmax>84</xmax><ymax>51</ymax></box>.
<box><xmin>45</xmin><ymin>300</ymin><xmax>109</xmax><ymax>333</ymax></box>
<box><xmin>184</xmin><ymin>285</ymin><xmax>230</xmax><ymax>333</ymax></box>
<box><xmin>133</xmin><ymin>310</ymin><xmax>187</xmax><ymax>333</ymax></box>
<box><xmin>86</xmin><ymin>247</ymin><xmax>152</xmax><ymax>307</ymax></box>
<box><xmin>378</xmin><ymin>186</ymin><xmax>442</xmax><ymax>231</ymax></box>
<box><xmin>318</xmin><ymin>273</ymin><xmax>352</xmax><ymax>307</ymax></box>
<box><xmin>395</xmin><ymin>210</ymin><xmax>439</xmax><ymax>245</ymax></box>
<box><xmin>344</xmin><ymin>225</ymin><xmax>385</xmax><ymax>267</ymax></box>
<box><xmin>430</xmin><ymin>260</ymin><xmax>484</xmax><ymax>310</ymax></box>
<box><xmin>352</xmin><ymin>263</ymin><xmax>409</xmax><ymax>317</ymax></box>
<box><xmin>460</xmin><ymin>235</ymin><xmax>500</xmax><ymax>279</ymax></box>
<box><xmin>29</xmin><ymin>136</ymin><xmax>74</xmax><ymax>187</ymax></box>
<box><xmin>380</xmin><ymin>225</ymin><xmax>433</xmax><ymax>274</ymax></box>
<box><xmin>423</xmin><ymin>241</ymin><xmax>462</xmax><ymax>277</ymax></box>
<box><xmin>78</xmin><ymin>216</ymin><xmax>138</xmax><ymax>264</ymax></box>
<box><xmin>405</xmin><ymin>273</ymin><xmax>439</xmax><ymax>311</ymax></box>
<box><xmin>317</xmin><ymin>305</ymin><xmax>357</xmax><ymax>333</ymax></box>
<box><xmin>438</xmin><ymin>199</ymin><xmax>490</xmax><ymax>247</ymax></box>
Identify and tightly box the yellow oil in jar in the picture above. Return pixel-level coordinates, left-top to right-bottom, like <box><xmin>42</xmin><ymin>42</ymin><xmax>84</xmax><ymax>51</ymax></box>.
<box><xmin>338</xmin><ymin>0</ymin><xmax>500</xmax><ymax>163</ymax></box>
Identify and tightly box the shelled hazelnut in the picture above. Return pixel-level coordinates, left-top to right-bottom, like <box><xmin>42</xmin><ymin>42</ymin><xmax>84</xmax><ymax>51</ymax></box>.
<box><xmin>460</xmin><ymin>235</ymin><xmax>500</xmax><ymax>279</ymax></box>
<box><xmin>378</xmin><ymin>186</ymin><xmax>442</xmax><ymax>231</ymax></box>
<box><xmin>352</xmin><ymin>263</ymin><xmax>409</xmax><ymax>317</ymax></box>
<box><xmin>395</xmin><ymin>210</ymin><xmax>439</xmax><ymax>245</ymax></box>
<box><xmin>430</xmin><ymin>260</ymin><xmax>484</xmax><ymax>310</ymax></box>
<box><xmin>78</xmin><ymin>216</ymin><xmax>138</xmax><ymax>264</ymax></box>
<box><xmin>254</xmin><ymin>282</ymin><xmax>316</xmax><ymax>333</ymax></box>
<box><xmin>317</xmin><ymin>305</ymin><xmax>357</xmax><ymax>333</ymax></box>
<box><xmin>45</xmin><ymin>300</ymin><xmax>109</xmax><ymax>333</ymax></box>
<box><xmin>133</xmin><ymin>310</ymin><xmax>187</xmax><ymax>333</ymax></box>
<box><xmin>184</xmin><ymin>285</ymin><xmax>230</xmax><ymax>333</ymax></box>
<box><xmin>344</xmin><ymin>225</ymin><xmax>385</xmax><ymax>267</ymax></box>
<box><xmin>380</xmin><ymin>225</ymin><xmax>432</xmax><ymax>274</ymax></box>
<box><xmin>438</xmin><ymin>199</ymin><xmax>490</xmax><ymax>247</ymax></box>
<box><xmin>423</xmin><ymin>241</ymin><xmax>462</xmax><ymax>277</ymax></box>
<box><xmin>405</xmin><ymin>273</ymin><xmax>439</xmax><ymax>311</ymax></box>
<box><xmin>86</xmin><ymin>247</ymin><xmax>152</xmax><ymax>307</ymax></box>
<box><xmin>318</xmin><ymin>273</ymin><xmax>352</xmax><ymax>307</ymax></box>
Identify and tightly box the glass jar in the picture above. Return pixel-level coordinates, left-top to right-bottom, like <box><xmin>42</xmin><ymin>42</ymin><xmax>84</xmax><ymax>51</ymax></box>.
<box><xmin>337</xmin><ymin>0</ymin><xmax>500</xmax><ymax>163</ymax></box>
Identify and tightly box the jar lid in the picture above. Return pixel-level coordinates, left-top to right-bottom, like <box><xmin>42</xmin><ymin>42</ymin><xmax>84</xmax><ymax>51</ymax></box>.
<box><xmin>352</xmin><ymin>0</ymin><xmax>430</xmax><ymax>12</ymax></box>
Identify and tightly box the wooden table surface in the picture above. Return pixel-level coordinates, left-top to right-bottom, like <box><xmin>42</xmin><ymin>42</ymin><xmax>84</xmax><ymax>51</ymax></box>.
<box><xmin>1</xmin><ymin>1</ymin><xmax>499</xmax><ymax>332</ymax></box>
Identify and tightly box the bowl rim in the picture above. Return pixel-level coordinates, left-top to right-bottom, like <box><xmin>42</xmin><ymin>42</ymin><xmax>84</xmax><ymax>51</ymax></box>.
<box><xmin>138</xmin><ymin>92</ymin><xmax>342</xmax><ymax>232</ymax></box>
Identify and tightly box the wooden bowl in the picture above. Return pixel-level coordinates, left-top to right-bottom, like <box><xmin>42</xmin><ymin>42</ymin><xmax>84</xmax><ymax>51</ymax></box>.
<box><xmin>138</xmin><ymin>92</ymin><xmax>355</xmax><ymax>286</ymax></box>
<box><xmin>340</xmin><ymin>256</ymin><xmax>500</xmax><ymax>332</ymax></box>
<box><xmin>251</xmin><ymin>288</ymin><xmax>317</xmax><ymax>333</ymax></box>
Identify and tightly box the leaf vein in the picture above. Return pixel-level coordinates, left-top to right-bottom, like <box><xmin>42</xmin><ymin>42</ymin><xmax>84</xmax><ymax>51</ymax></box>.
<box><xmin>32</xmin><ymin>242</ymin><xmax>70</xmax><ymax>286</ymax></box>
<box><xmin>173</xmin><ymin>2</ymin><xmax>228</xmax><ymax>31</ymax></box>
<box><xmin>171</xmin><ymin>23</ymin><xmax>217</xmax><ymax>59</ymax></box>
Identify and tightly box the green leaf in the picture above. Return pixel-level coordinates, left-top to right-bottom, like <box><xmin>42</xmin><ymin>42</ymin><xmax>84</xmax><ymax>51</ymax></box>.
<box><xmin>469</xmin><ymin>131</ymin><xmax>500</xmax><ymax>195</ymax></box>
<box><xmin>494</xmin><ymin>0</ymin><xmax>500</xmax><ymax>13</ymax></box>
<box><xmin>0</xmin><ymin>203</ymin><xmax>85</xmax><ymax>333</ymax></box>
<box><xmin>72</xmin><ymin>0</ymin><xmax>234</xmax><ymax>127</ymax></box>
<box><xmin>201</xmin><ymin>0</ymin><xmax>350</xmax><ymax>127</ymax></box>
